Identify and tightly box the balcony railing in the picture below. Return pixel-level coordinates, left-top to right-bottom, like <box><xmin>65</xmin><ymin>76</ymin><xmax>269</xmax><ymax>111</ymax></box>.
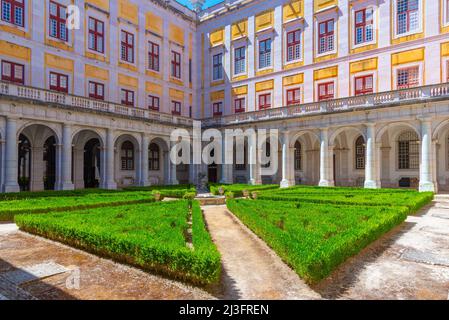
<box><xmin>0</xmin><ymin>81</ymin><xmax>194</xmax><ymax>127</ymax></box>
<box><xmin>202</xmin><ymin>83</ymin><xmax>449</xmax><ymax>127</ymax></box>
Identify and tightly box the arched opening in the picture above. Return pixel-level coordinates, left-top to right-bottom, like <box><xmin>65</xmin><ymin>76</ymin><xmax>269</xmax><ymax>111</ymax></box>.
<box><xmin>43</xmin><ymin>136</ymin><xmax>56</xmax><ymax>190</ymax></box>
<box><xmin>355</xmin><ymin>136</ymin><xmax>366</xmax><ymax>170</ymax></box>
<box><xmin>232</xmin><ymin>138</ymin><xmax>249</xmax><ymax>184</ymax></box>
<box><xmin>120</xmin><ymin>141</ymin><xmax>135</xmax><ymax>171</ymax></box>
<box><xmin>208</xmin><ymin>148</ymin><xmax>218</xmax><ymax>183</ymax></box>
<box><xmin>18</xmin><ymin>134</ymin><xmax>31</xmax><ymax>191</ymax></box>
<box><xmin>84</xmin><ymin>138</ymin><xmax>101</xmax><ymax>188</ymax></box>
<box><xmin>294</xmin><ymin>141</ymin><xmax>302</xmax><ymax>171</ymax></box>
<box><xmin>149</xmin><ymin>138</ymin><xmax>169</xmax><ymax>185</ymax></box>
<box><xmin>291</xmin><ymin>132</ymin><xmax>320</xmax><ymax>185</ymax></box>
<box><xmin>397</xmin><ymin>130</ymin><xmax>420</xmax><ymax>188</ymax></box>
<box><xmin>149</xmin><ymin>143</ymin><xmax>160</xmax><ymax>171</ymax></box>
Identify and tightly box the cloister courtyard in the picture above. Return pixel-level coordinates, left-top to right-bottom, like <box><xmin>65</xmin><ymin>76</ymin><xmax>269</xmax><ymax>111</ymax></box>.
<box><xmin>0</xmin><ymin>184</ymin><xmax>448</xmax><ymax>300</ymax></box>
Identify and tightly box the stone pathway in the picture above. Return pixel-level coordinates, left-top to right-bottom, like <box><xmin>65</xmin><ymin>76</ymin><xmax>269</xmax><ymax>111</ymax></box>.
<box><xmin>202</xmin><ymin>205</ymin><xmax>320</xmax><ymax>300</ymax></box>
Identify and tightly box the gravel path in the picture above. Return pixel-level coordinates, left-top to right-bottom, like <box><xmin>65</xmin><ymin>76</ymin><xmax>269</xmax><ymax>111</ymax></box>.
<box><xmin>202</xmin><ymin>205</ymin><xmax>320</xmax><ymax>300</ymax></box>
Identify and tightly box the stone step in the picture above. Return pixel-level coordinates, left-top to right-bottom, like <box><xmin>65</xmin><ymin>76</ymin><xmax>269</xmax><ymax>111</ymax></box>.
<box><xmin>195</xmin><ymin>196</ymin><xmax>226</xmax><ymax>206</ymax></box>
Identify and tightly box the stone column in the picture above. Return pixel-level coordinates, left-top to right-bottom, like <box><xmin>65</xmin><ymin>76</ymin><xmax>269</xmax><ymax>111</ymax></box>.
<box><xmin>60</xmin><ymin>124</ymin><xmax>74</xmax><ymax>190</ymax></box>
<box><xmin>4</xmin><ymin>117</ymin><xmax>19</xmax><ymax>193</ymax></box>
<box><xmin>280</xmin><ymin>132</ymin><xmax>293</xmax><ymax>188</ymax></box>
<box><xmin>419</xmin><ymin>119</ymin><xmax>436</xmax><ymax>192</ymax></box>
<box><xmin>104</xmin><ymin>128</ymin><xmax>117</xmax><ymax>189</ymax></box>
<box><xmin>364</xmin><ymin>123</ymin><xmax>380</xmax><ymax>189</ymax></box>
<box><xmin>0</xmin><ymin>139</ymin><xmax>5</xmax><ymax>191</ymax></box>
<box><xmin>170</xmin><ymin>142</ymin><xmax>179</xmax><ymax>185</ymax></box>
<box><xmin>220</xmin><ymin>139</ymin><xmax>233</xmax><ymax>184</ymax></box>
<box><xmin>140</xmin><ymin>134</ymin><xmax>149</xmax><ymax>186</ymax></box>
<box><xmin>249</xmin><ymin>142</ymin><xmax>256</xmax><ymax>185</ymax></box>
<box><xmin>319</xmin><ymin>128</ymin><xmax>334</xmax><ymax>187</ymax></box>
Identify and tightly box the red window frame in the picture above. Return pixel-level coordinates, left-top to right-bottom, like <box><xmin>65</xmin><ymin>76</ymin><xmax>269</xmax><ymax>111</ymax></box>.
<box><xmin>49</xmin><ymin>1</ymin><xmax>68</xmax><ymax>41</ymax></box>
<box><xmin>258</xmin><ymin>93</ymin><xmax>271</xmax><ymax>110</ymax></box>
<box><xmin>171</xmin><ymin>51</ymin><xmax>181</xmax><ymax>79</ymax></box>
<box><xmin>234</xmin><ymin>46</ymin><xmax>246</xmax><ymax>75</ymax></box>
<box><xmin>396</xmin><ymin>66</ymin><xmax>419</xmax><ymax>89</ymax></box>
<box><xmin>213</xmin><ymin>102</ymin><xmax>222</xmax><ymax>116</ymax></box>
<box><xmin>148</xmin><ymin>41</ymin><xmax>160</xmax><ymax>72</ymax></box>
<box><xmin>172</xmin><ymin>101</ymin><xmax>181</xmax><ymax>115</ymax></box>
<box><xmin>318</xmin><ymin>82</ymin><xmax>334</xmax><ymax>101</ymax></box>
<box><xmin>1</xmin><ymin>0</ymin><xmax>25</xmax><ymax>27</ymax></box>
<box><xmin>258</xmin><ymin>38</ymin><xmax>272</xmax><ymax>69</ymax></box>
<box><xmin>121</xmin><ymin>141</ymin><xmax>134</xmax><ymax>171</ymax></box>
<box><xmin>49</xmin><ymin>72</ymin><xmax>68</xmax><ymax>93</ymax></box>
<box><xmin>234</xmin><ymin>97</ymin><xmax>245</xmax><ymax>113</ymax></box>
<box><xmin>397</xmin><ymin>0</ymin><xmax>419</xmax><ymax>35</ymax></box>
<box><xmin>121</xmin><ymin>89</ymin><xmax>134</xmax><ymax>106</ymax></box>
<box><xmin>286</xmin><ymin>29</ymin><xmax>301</xmax><ymax>62</ymax></box>
<box><xmin>88</xmin><ymin>17</ymin><xmax>104</xmax><ymax>53</ymax></box>
<box><xmin>354</xmin><ymin>75</ymin><xmax>374</xmax><ymax>96</ymax></box>
<box><xmin>120</xmin><ymin>30</ymin><xmax>134</xmax><ymax>63</ymax></box>
<box><xmin>1</xmin><ymin>60</ymin><xmax>24</xmax><ymax>84</ymax></box>
<box><xmin>286</xmin><ymin>88</ymin><xmax>301</xmax><ymax>106</ymax></box>
<box><xmin>318</xmin><ymin>19</ymin><xmax>334</xmax><ymax>54</ymax></box>
<box><xmin>148</xmin><ymin>95</ymin><xmax>160</xmax><ymax>111</ymax></box>
<box><xmin>88</xmin><ymin>81</ymin><xmax>104</xmax><ymax>100</ymax></box>
<box><xmin>354</xmin><ymin>8</ymin><xmax>374</xmax><ymax>45</ymax></box>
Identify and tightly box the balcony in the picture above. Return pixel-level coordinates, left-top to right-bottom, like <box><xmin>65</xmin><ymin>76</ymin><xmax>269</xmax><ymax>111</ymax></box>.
<box><xmin>0</xmin><ymin>81</ymin><xmax>194</xmax><ymax>128</ymax></box>
<box><xmin>202</xmin><ymin>83</ymin><xmax>449</xmax><ymax>128</ymax></box>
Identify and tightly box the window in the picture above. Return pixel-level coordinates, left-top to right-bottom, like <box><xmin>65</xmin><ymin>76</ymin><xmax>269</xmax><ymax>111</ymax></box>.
<box><xmin>262</xmin><ymin>141</ymin><xmax>271</xmax><ymax>168</ymax></box>
<box><xmin>212</xmin><ymin>53</ymin><xmax>223</xmax><ymax>81</ymax></box>
<box><xmin>49</xmin><ymin>72</ymin><xmax>68</xmax><ymax>93</ymax></box>
<box><xmin>318</xmin><ymin>82</ymin><xmax>334</xmax><ymax>101</ymax></box>
<box><xmin>398</xmin><ymin>131</ymin><xmax>419</xmax><ymax>170</ymax></box>
<box><xmin>148</xmin><ymin>42</ymin><xmax>159</xmax><ymax>72</ymax></box>
<box><xmin>1</xmin><ymin>0</ymin><xmax>24</xmax><ymax>27</ymax></box>
<box><xmin>355</xmin><ymin>136</ymin><xmax>366</xmax><ymax>170</ymax></box>
<box><xmin>287</xmin><ymin>30</ymin><xmax>301</xmax><ymax>62</ymax></box>
<box><xmin>294</xmin><ymin>141</ymin><xmax>302</xmax><ymax>171</ymax></box>
<box><xmin>121</xmin><ymin>89</ymin><xmax>134</xmax><ymax>106</ymax></box>
<box><xmin>88</xmin><ymin>17</ymin><xmax>104</xmax><ymax>53</ymax></box>
<box><xmin>355</xmin><ymin>8</ymin><xmax>374</xmax><ymax>45</ymax></box>
<box><xmin>397</xmin><ymin>0</ymin><xmax>419</xmax><ymax>35</ymax></box>
<box><xmin>234</xmin><ymin>145</ymin><xmax>247</xmax><ymax>171</ymax></box>
<box><xmin>49</xmin><ymin>1</ymin><xmax>67</xmax><ymax>41</ymax></box>
<box><xmin>318</xmin><ymin>19</ymin><xmax>334</xmax><ymax>54</ymax></box>
<box><xmin>213</xmin><ymin>102</ymin><xmax>222</xmax><ymax>116</ymax></box>
<box><xmin>234</xmin><ymin>46</ymin><xmax>246</xmax><ymax>75</ymax></box>
<box><xmin>121</xmin><ymin>141</ymin><xmax>134</xmax><ymax>171</ymax></box>
<box><xmin>1</xmin><ymin>60</ymin><xmax>24</xmax><ymax>84</ymax></box>
<box><xmin>355</xmin><ymin>75</ymin><xmax>374</xmax><ymax>95</ymax></box>
<box><xmin>397</xmin><ymin>66</ymin><xmax>419</xmax><ymax>89</ymax></box>
<box><xmin>172</xmin><ymin>101</ymin><xmax>181</xmax><ymax>115</ymax></box>
<box><xmin>259</xmin><ymin>38</ymin><xmax>272</xmax><ymax>69</ymax></box>
<box><xmin>258</xmin><ymin>93</ymin><xmax>271</xmax><ymax>110</ymax></box>
<box><xmin>149</xmin><ymin>143</ymin><xmax>160</xmax><ymax>171</ymax></box>
<box><xmin>234</xmin><ymin>97</ymin><xmax>245</xmax><ymax>113</ymax></box>
<box><xmin>171</xmin><ymin>51</ymin><xmax>181</xmax><ymax>79</ymax></box>
<box><xmin>88</xmin><ymin>81</ymin><xmax>104</xmax><ymax>100</ymax></box>
<box><xmin>120</xmin><ymin>30</ymin><xmax>134</xmax><ymax>63</ymax></box>
<box><xmin>286</xmin><ymin>88</ymin><xmax>301</xmax><ymax>106</ymax></box>
<box><xmin>148</xmin><ymin>95</ymin><xmax>160</xmax><ymax>111</ymax></box>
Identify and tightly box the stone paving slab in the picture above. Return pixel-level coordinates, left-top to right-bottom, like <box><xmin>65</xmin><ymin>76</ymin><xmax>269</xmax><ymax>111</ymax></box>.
<box><xmin>432</xmin><ymin>213</ymin><xmax>449</xmax><ymax>220</ymax></box>
<box><xmin>1</xmin><ymin>262</ymin><xmax>68</xmax><ymax>285</ymax></box>
<box><xmin>401</xmin><ymin>249</ymin><xmax>449</xmax><ymax>267</ymax></box>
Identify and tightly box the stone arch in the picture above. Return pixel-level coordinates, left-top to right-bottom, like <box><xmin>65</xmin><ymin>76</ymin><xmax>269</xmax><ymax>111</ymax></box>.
<box><xmin>114</xmin><ymin>133</ymin><xmax>141</xmax><ymax>188</ymax></box>
<box><xmin>375</xmin><ymin>121</ymin><xmax>420</xmax><ymax>144</ymax></box>
<box><xmin>72</xmin><ymin>129</ymin><xmax>105</xmax><ymax>189</ymax></box>
<box><xmin>17</xmin><ymin>123</ymin><xmax>60</xmax><ymax>191</ymax></box>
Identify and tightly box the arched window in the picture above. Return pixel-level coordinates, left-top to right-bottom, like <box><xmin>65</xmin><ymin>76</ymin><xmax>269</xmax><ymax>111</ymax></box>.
<box><xmin>262</xmin><ymin>141</ymin><xmax>271</xmax><ymax>168</ymax></box>
<box><xmin>294</xmin><ymin>141</ymin><xmax>302</xmax><ymax>170</ymax></box>
<box><xmin>18</xmin><ymin>134</ymin><xmax>31</xmax><ymax>191</ymax></box>
<box><xmin>149</xmin><ymin>143</ymin><xmax>160</xmax><ymax>171</ymax></box>
<box><xmin>398</xmin><ymin>131</ymin><xmax>419</xmax><ymax>170</ymax></box>
<box><xmin>234</xmin><ymin>142</ymin><xmax>247</xmax><ymax>171</ymax></box>
<box><xmin>355</xmin><ymin>136</ymin><xmax>366</xmax><ymax>170</ymax></box>
<box><xmin>121</xmin><ymin>141</ymin><xmax>134</xmax><ymax>170</ymax></box>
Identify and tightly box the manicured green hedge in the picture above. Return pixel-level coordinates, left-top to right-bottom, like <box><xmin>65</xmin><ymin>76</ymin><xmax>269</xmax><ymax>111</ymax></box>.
<box><xmin>210</xmin><ymin>184</ymin><xmax>279</xmax><ymax>197</ymax></box>
<box><xmin>0</xmin><ymin>191</ymin><xmax>155</xmax><ymax>221</ymax></box>
<box><xmin>124</xmin><ymin>184</ymin><xmax>197</xmax><ymax>198</ymax></box>
<box><xmin>227</xmin><ymin>199</ymin><xmax>413</xmax><ymax>283</ymax></box>
<box><xmin>257</xmin><ymin>192</ymin><xmax>434</xmax><ymax>213</ymax></box>
<box><xmin>15</xmin><ymin>201</ymin><xmax>221</xmax><ymax>285</ymax></box>
<box><xmin>261</xmin><ymin>185</ymin><xmax>421</xmax><ymax>195</ymax></box>
<box><xmin>0</xmin><ymin>188</ymin><xmax>120</xmax><ymax>201</ymax></box>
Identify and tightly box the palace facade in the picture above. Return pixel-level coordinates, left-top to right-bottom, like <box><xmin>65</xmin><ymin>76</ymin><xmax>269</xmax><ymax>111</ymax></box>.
<box><xmin>0</xmin><ymin>0</ymin><xmax>448</xmax><ymax>192</ymax></box>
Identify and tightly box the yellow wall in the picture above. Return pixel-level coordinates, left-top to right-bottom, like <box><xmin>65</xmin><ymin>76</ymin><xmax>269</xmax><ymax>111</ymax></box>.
<box><xmin>232</xmin><ymin>85</ymin><xmax>248</xmax><ymax>96</ymax></box>
<box><xmin>85</xmin><ymin>65</ymin><xmax>109</xmax><ymax>80</ymax></box>
<box><xmin>118</xmin><ymin>0</ymin><xmax>138</xmax><ymax>25</ymax></box>
<box><xmin>314</xmin><ymin>66</ymin><xmax>338</xmax><ymax>80</ymax></box>
<box><xmin>255</xmin><ymin>79</ymin><xmax>274</xmax><ymax>92</ymax></box>
<box><xmin>210</xmin><ymin>90</ymin><xmax>225</xmax><ymax>101</ymax></box>
<box><xmin>146</xmin><ymin>81</ymin><xmax>163</xmax><ymax>95</ymax></box>
<box><xmin>283</xmin><ymin>0</ymin><xmax>304</xmax><ymax>22</ymax></box>
<box><xmin>314</xmin><ymin>0</ymin><xmax>338</xmax><ymax>12</ymax></box>
<box><xmin>118</xmin><ymin>73</ymin><xmax>138</xmax><ymax>88</ymax></box>
<box><xmin>45</xmin><ymin>53</ymin><xmax>74</xmax><ymax>72</ymax></box>
<box><xmin>0</xmin><ymin>41</ymin><xmax>31</xmax><ymax>61</ymax></box>
<box><xmin>232</xmin><ymin>20</ymin><xmax>248</xmax><ymax>40</ymax></box>
<box><xmin>85</xmin><ymin>0</ymin><xmax>109</xmax><ymax>11</ymax></box>
<box><xmin>350</xmin><ymin>58</ymin><xmax>378</xmax><ymax>74</ymax></box>
<box><xmin>255</xmin><ymin>11</ymin><xmax>274</xmax><ymax>32</ymax></box>
<box><xmin>169</xmin><ymin>88</ymin><xmax>184</xmax><ymax>101</ymax></box>
<box><xmin>169</xmin><ymin>23</ymin><xmax>185</xmax><ymax>46</ymax></box>
<box><xmin>146</xmin><ymin>12</ymin><xmax>163</xmax><ymax>35</ymax></box>
<box><xmin>283</xmin><ymin>73</ymin><xmax>304</xmax><ymax>86</ymax></box>
<box><xmin>391</xmin><ymin>48</ymin><xmax>425</xmax><ymax>66</ymax></box>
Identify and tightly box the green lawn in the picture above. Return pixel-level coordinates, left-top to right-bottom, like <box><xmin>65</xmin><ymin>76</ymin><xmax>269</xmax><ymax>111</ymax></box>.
<box><xmin>15</xmin><ymin>201</ymin><xmax>221</xmax><ymax>285</ymax></box>
<box><xmin>227</xmin><ymin>186</ymin><xmax>433</xmax><ymax>283</ymax></box>
<box><xmin>124</xmin><ymin>184</ymin><xmax>197</xmax><ymax>198</ymax></box>
<box><xmin>0</xmin><ymin>191</ymin><xmax>155</xmax><ymax>221</ymax></box>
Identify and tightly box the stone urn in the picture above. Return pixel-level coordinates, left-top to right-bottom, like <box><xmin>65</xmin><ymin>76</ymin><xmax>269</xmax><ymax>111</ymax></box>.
<box><xmin>218</xmin><ymin>186</ymin><xmax>225</xmax><ymax>196</ymax></box>
<box><xmin>242</xmin><ymin>189</ymin><xmax>249</xmax><ymax>198</ymax></box>
<box><xmin>251</xmin><ymin>191</ymin><xmax>258</xmax><ymax>200</ymax></box>
<box><xmin>153</xmin><ymin>192</ymin><xmax>161</xmax><ymax>202</ymax></box>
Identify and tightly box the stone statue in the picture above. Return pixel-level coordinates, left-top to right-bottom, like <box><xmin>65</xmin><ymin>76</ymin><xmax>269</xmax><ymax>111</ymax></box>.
<box><xmin>196</xmin><ymin>172</ymin><xmax>210</xmax><ymax>194</ymax></box>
